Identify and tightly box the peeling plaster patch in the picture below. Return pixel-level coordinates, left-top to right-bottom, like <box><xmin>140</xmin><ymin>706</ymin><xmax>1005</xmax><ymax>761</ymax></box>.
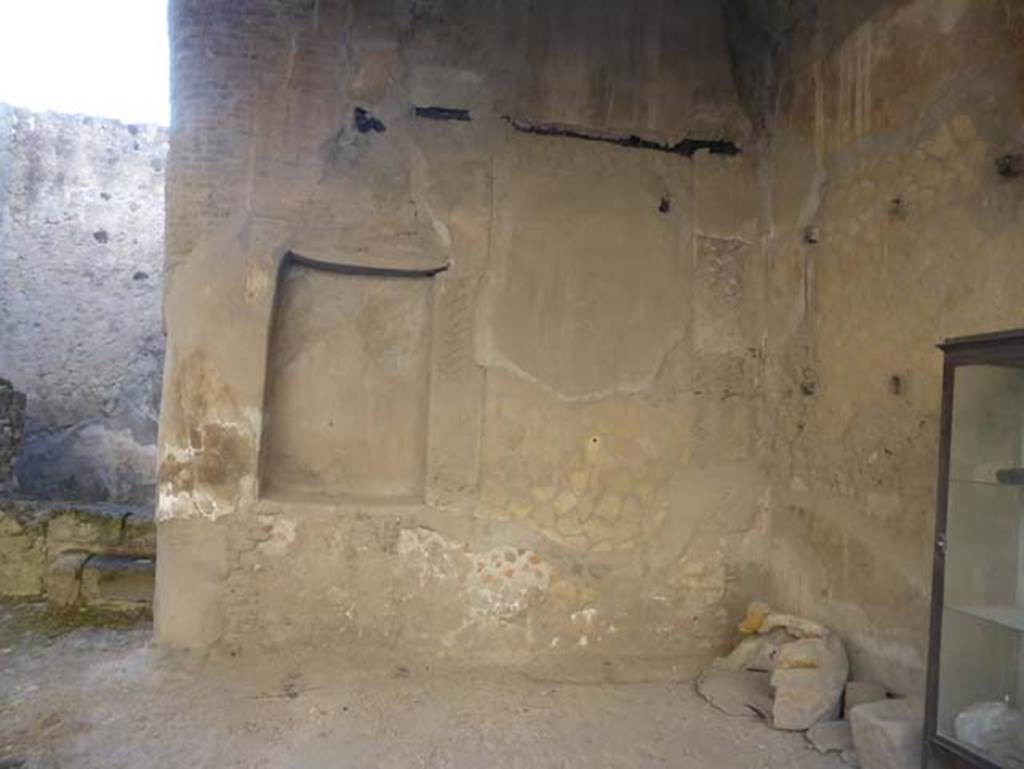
<box><xmin>158</xmin><ymin>352</ymin><xmax>258</xmax><ymax>520</ymax></box>
<box><xmin>156</xmin><ymin>471</ymin><xmax>258</xmax><ymax>522</ymax></box>
<box><xmin>674</xmin><ymin>550</ymin><xmax>728</xmax><ymax>608</ymax></box>
<box><xmin>244</xmin><ymin>265</ymin><xmax>271</xmax><ymax>303</ymax></box>
<box><xmin>156</xmin><ymin>487</ymin><xmax>204</xmax><ymax>522</ymax></box>
<box><xmin>423</xmin><ymin>201</ymin><xmax>452</xmax><ymax>249</ymax></box>
<box><xmin>156</xmin><ymin>414</ymin><xmax>258</xmax><ymax>522</ymax></box>
<box><xmin>397</xmin><ymin>527</ymin><xmax>553</xmax><ymax>624</ymax></box>
<box><xmin>257</xmin><ymin>516</ymin><xmax>297</xmax><ymax>556</ymax></box>
<box><xmin>571</xmin><ymin>607</ymin><xmax>598</xmax><ymax>626</ymax></box>
<box><xmin>566</xmin><ymin>606</ymin><xmax>618</xmax><ymax>647</ymax></box>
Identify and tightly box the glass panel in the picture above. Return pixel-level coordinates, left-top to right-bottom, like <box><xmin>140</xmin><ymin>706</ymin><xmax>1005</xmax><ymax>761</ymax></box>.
<box><xmin>939</xmin><ymin>364</ymin><xmax>1024</xmax><ymax>767</ymax></box>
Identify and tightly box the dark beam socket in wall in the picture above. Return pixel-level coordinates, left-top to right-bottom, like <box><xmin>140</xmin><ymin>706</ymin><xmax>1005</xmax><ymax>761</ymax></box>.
<box><xmin>502</xmin><ymin>116</ymin><xmax>740</xmax><ymax>158</ymax></box>
<box><xmin>413</xmin><ymin>106</ymin><xmax>472</xmax><ymax>122</ymax></box>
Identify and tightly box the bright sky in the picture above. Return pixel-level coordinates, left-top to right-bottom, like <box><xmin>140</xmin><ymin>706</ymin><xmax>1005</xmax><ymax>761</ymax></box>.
<box><xmin>0</xmin><ymin>0</ymin><xmax>169</xmax><ymax>125</ymax></box>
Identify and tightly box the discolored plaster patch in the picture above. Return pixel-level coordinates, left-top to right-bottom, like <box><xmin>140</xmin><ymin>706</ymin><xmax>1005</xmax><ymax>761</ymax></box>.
<box><xmin>256</xmin><ymin>516</ymin><xmax>297</xmax><ymax>557</ymax></box>
<box><xmin>397</xmin><ymin>527</ymin><xmax>553</xmax><ymax>626</ymax></box>
<box><xmin>156</xmin><ymin>352</ymin><xmax>258</xmax><ymax>521</ymax></box>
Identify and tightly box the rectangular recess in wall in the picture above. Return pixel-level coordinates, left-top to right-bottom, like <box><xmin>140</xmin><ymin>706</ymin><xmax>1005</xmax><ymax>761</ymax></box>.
<box><xmin>260</xmin><ymin>257</ymin><xmax>434</xmax><ymax>504</ymax></box>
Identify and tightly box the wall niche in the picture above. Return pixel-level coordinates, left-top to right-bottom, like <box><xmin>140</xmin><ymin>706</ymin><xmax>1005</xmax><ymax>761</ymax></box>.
<box><xmin>260</xmin><ymin>255</ymin><xmax>435</xmax><ymax>503</ymax></box>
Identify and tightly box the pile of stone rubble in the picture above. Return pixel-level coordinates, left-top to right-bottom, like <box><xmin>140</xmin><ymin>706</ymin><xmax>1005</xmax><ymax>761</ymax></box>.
<box><xmin>697</xmin><ymin>602</ymin><xmax>923</xmax><ymax>769</ymax></box>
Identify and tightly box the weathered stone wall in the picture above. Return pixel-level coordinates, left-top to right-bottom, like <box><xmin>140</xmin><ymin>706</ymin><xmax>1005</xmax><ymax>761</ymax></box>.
<box><xmin>158</xmin><ymin>0</ymin><xmax>772</xmax><ymax>673</ymax></box>
<box><xmin>761</xmin><ymin>0</ymin><xmax>1024</xmax><ymax>694</ymax></box>
<box><xmin>0</xmin><ymin>106</ymin><xmax>167</xmax><ymax>503</ymax></box>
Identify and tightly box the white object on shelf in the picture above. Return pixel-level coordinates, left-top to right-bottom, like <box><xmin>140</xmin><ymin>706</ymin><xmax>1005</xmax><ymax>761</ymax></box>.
<box><xmin>953</xmin><ymin>701</ymin><xmax>1024</xmax><ymax>768</ymax></box>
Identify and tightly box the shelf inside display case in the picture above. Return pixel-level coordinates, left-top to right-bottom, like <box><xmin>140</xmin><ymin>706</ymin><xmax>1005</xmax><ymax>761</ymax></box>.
<box><xmin>948</xmin><ymin>604</ymin><xmax>1024</xmax><ymax>633</ymax></box>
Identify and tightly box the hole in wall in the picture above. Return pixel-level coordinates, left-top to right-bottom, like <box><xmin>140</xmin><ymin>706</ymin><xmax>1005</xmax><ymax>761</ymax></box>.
<box><xmin>996</xmin><ymin>153</ymin><xmax>1023</xmax><ymax>178</ymax></box>
<box><xmin>413</xmin><ymin>106</ymin><xmax>471</xmax><ymax>122</ymax></box>
<box><xmin>800</xmin><ymin>367</ymin><xmax>818</xmax><ymax>396</ymax></box>
<box><xmin>888</xmin><ymin>196</ymin><xmax>907</xmax><ymax>219</ymax></box>
<box><xmin>354</xmin><ymin>107</ymin><xmax>386</xmax><ymax>134</ymax></box>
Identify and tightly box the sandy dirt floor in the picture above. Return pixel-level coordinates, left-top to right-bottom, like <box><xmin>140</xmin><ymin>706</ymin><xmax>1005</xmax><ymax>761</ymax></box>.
<box><xmin>0</xmin><ymin>600</ymin><xmax>847</xmax><ymax>769</ymax></box>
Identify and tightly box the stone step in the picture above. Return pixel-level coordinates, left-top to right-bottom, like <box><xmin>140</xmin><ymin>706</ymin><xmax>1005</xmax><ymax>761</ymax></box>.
<box><xmin>80</xmin><ymin>555</ymin><xmax>155</xmax><ymax>611</ymax></box>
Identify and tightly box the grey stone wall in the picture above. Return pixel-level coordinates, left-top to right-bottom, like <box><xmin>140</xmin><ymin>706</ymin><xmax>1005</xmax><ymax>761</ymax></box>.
<box><xmin>0</xmin><ymin>105</ymin><xmax>166</xmax><ymax>503</ymax></box>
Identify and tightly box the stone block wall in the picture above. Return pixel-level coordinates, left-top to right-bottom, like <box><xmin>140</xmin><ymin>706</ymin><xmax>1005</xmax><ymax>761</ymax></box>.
<box><xmin>0</xmin><ymin>498</ymin><xmax>155</xmax><ymax>608</ymax></box>
<box><xmin>0</xmin><ymin>106</ymin><xmax>167</xmax><ymax>503</ymax></box>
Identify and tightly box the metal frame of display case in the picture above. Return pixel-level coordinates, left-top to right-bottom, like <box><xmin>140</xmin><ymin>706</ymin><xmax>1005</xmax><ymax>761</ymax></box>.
<box><xmin>925</xmin><ymin>329</ymin><xmax>1024</xmax><ymax>769</ymax></box>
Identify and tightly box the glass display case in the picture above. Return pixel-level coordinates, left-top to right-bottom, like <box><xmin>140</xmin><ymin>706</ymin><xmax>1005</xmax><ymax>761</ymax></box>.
<box><xmin>926</xmin><ymin>330</ymin><xmax>1024</xmax><ymax>769</ymax></box>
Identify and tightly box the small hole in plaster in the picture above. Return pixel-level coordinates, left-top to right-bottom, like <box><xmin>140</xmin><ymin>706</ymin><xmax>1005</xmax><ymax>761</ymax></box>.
<box><xmin>800</xmin><ymin>367</ymin><xmax>818</xmax><ymax>396</ymax></box>
<box><xmin>658</xmin><ymin>196</ymin><xmax>671</xmax><ymax>214</ymax></box>
<box><xmin>889</xmin><ymin>374</ymin><xmax>903</xmax><ymax>395</ymax></box>
<box><xmin>996</xmin><ymin>153</ymin><xmax>1024</xmax><ymax>178</ymax></box>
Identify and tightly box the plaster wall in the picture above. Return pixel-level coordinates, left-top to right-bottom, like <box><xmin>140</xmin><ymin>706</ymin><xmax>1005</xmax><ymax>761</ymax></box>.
<box><xmin>162</xmin><ymin>0</ymin><xmax>1024</xmax><ymax>684</ymax></box>
<box><xmin>762</xmin><ymin>0</ymin><xmax>1024</xmax><ymax>694</ymax></box>
<box><xmin>0</xmin><ymin>106</ymin><xmax>166</xmax><ymax>503</ymax></box>
<box><xmin>158</xmin><ymin>0</ymin><xmax>770</xmax><ymax>673</ymax></box>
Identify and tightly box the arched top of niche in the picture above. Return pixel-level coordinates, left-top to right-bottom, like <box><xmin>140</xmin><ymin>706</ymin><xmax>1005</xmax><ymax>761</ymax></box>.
<box><xmin>283</xmin><ymin>250</ymin><xmax>449</xmax><ymax>279</ymax></box>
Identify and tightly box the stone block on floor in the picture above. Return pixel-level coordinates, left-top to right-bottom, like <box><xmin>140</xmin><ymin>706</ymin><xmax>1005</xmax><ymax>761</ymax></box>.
<box><xmin>806</xmin><ymin>719</ymin><xmax>854</xmax><ymax>755</ymax></box>
<box><xmin>46</xmin><ymin>551</ymin><xmax>90</xmax><ymax>607</ymax></box>
<box><xmin>770</xmin><ymin>634</ymin><xmax>849</xmax><ymax>730</ymax></box>
<box><xmin>845</xmin><ymin>681</ymin><xmax>888</xmax><ymax>714</ymax></box>
<box><xmin>849</xmin><ymin>697</ymin><xmax>923</xmax><ymax>769</ymax></box>
<box><xmin>80</xmin><ymin>554</ymin><xmax>155</xmax><ymax>611</ymax></box>
<box><xmin>696</xmin><ymin>669</ymin><xmax>774</xmax><ymax>718</ymax></box>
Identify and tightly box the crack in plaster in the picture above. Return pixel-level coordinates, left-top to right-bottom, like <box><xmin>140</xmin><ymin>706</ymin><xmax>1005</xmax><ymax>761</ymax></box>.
<box><xmin>475</xmin><ymin>318</ymin><xmax>691</xmax><ymax>404</ymax></box>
